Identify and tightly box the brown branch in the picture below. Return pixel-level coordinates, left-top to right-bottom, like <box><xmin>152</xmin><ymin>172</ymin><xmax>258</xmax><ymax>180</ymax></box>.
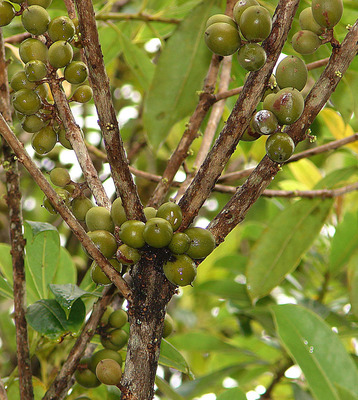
<box><xmin>63</xmin><ymin>0</ymin><xmax>76</xmax><ymax>19</ymax></box>
<box><xmin>4</xmin><ymin>32</ymin><xmax>31</xmax><ymax>44</ymax></box>
<box><xmin>209</xmin><ymin>19</ymin><xmax>358</xmax><ymax>243</ymax></box>
<box><xmin>0</xmin><ymin>116</ymin><xmax>132</xmax><ymax>300</ymax></box>
<box><xmin>179</xmin><ymin>0</ymin><xmax>301</xmax><ymax>229</ymax></box>
<box><xmin>306</xmin><ymin>57</ymin><xmax>329</xmax><ymax>70</ymax></box>
<box><xmin>0</xmin><ymin>29</ymin><xmax>34</xmax><ymax>400</ymax></box>
<box><xmin>261</xmin><ymin>359</ymin><xmax>293</xmax><ymax>400</ymax></box>
<box><xmin>0</xmin><ymin>380</ymin><xmax>7</xmax><ymax>400</ymax></box>
<box><xmin>75</xmin><ymin>0</ymin><xmax>145</xmax><ymax>221</ymax></box>
<box><xmin>42</xmin><ymin>285</ymin><xmax>115</xmax><ymax>400</ymax></box>
<box><xmin>96</xmin><ymin>12</ymin><xmax>180</xmax><ymax>24</ymax></box>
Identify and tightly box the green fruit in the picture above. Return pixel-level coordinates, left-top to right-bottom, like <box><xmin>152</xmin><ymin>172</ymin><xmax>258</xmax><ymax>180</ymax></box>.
<box><xmin>10</xmin><ymin>71</ymin><xmax>36</xmax><ymax>91</ymax></box>
<box><xmin>237</xmin><ymin>43</ymin><xmax>266</xmax><ymax>71</ymax></box>
<box><xmin>143</xmin><ymin>206</ymin><xmax>157</xmax><ymax>220</ymax></box>
<box><xmin>204</xmin><ymin>22</ymin><xmax>241</xmax><ymax>56</ymax></box>
<box><xmin>91</xmin><ymin>261</ymin><xmax>112</xmax><ymax>286</ymax></box>
<box><xmin>70</xmin><ymin>196</ymin><xmax>93</xmax><ymax>221</ymax></box>
<box><xmin>75</xmin><ymin>360</ymin><xmax>101</xmax><ymax>388</ymax></box>
<box><xmin>311</xmin><ymin>0</ymin><xmax>343</xmax><ymax>29</ymax></box>
<box><xmin>107</xmin><ymin>328</ymin><xmax>128</xmax><ymax>349</ymax></box>
<box><xmin>31</xmin><ymin>126</ymin><xmax>57</xmax><ymax>154</ymax></box>
<box><xmin>292</xmin><ymin>30</ymin><xmax>321</xmax><ymax>55</ymax></box>
<box><xmin>64</xmin><ymin>61</ymin><xmax>88</xmax><ymax>84</ymax></box>
<box><xmin>163</xmin><ymin>254</ymin><xmax>197</xmax><ymax>287</ymax></box>
<box><xmin>57</xmin><ymin>128</ymin><xmax>72</xmax><ymax>149</ymax></box>
<box><xmin>21</xmin><ymin>114</ymin><xmax>46</xmax><ymax>133</ymax></box>
<box><xmin>275</xmin><ymin>55</ymin><xmax>308</xmax><ymax>91</ymax></box>
<box><xmin>86</xmin><ymin>230</ymin><xmax>117</xmax><ymax>258</ymax></box>
<box><xmin>49</xmin><ymin>167</ymin><xmax>71</xmax><ymax>187</ymax></box>
<box><xmin>233</xmin><ymin>0</ymin><xmax>259</xmax><ymax>24</ymax></box>
<box><xmin>0</xmin><ymin>1</ymin><xmax>15</xmax><ymax>27</ymax></box>
<box><xmin>241</xmin><ymin>124</ymin><xmax>261</xmax><ymax>142</ymax></box>
<box><xmin>108</xmin><ymin>309</ymin><xmax>128</xmax><ymax>329</ymax></box>
<box><xmin>34</xmin><ymin>83</ymin><xmax>49</xmax><ymax>99</ymax></box>
<box><xmin>250</xmin><ymin>110</ymin><xmax>278</xmax><ymax>135</ymax></box>
<box><xmin>111</xmin><ymin>197</ymin><xmax>127</xmax><ymax>226</ymax></box>
<box><xmin>269</xmin><ymin>88</ymin><xmax>304</xmax><ymax>125</ymax></box>
<box><xmin>72</xmin><ymin>84</ymin><xmax>93</xmax><ymax>103</ymax></box>
<box><xmin>24</xmin><ymin>60</ymin><xmax>47</xmax><ymax>82</ymax></box>
<box><xmin>239</xmin><ymin>5</ymin><xmax>272</xmax><ymax>42</ymax></box>
<box><xmin>299</xmin><ymin>7</ymin><xmax>325</xmax><ymax>35</ymax></box>
<box><xmin>156</xmin><ymin>202</ymin><xmax>182</xmax><ymax>231</ymax></box>
<box><xmin>89</xmin><ymin>349</ymin><xmax>123</xmax><ymax>373</ymax></box>
<box><xmin>43</xmin><ymin>197</ymin><xmax>57</xmax><ymax>214</ymax></box>
<box><xmin>86</xmin><ymin>206</ymin><xmax>114</xmax><ymax>232</ymax></box>
<box><xmin>117</xmin><ymin>243</ymin><xmax>141</xmax><ymax>265</ymax></box>
<box><xmin>206</xmin><ymin>14</ymin><xmax>237</xmax><ymax>29</ymax></box>
<box><xmin>118</xmin><ymin>220</ymin><xmax>145</xmax><ymax>249</ymax></box>
<box><xmin>266</xmin><ymin>132</ymin><xmax>295</xmax><ymax>163</ymax></box>
<box><xmin>163</xmin><ymin>314</ymin><xmax>174</xmax><ymax>338</ymax></box>
<box><xmin>19</xmin><ymin>38</ymin><xmax>48</xmax><ymax>64</ymax></box>
<box><xmin>48</xmin><ymin>15</ymin><xmax>75</xmax><ymax>41</ymax></box>
<box><xmin>143</xmin><ymin>217</ymin><xmax>173</xmax><ymax>248</ymax></box>
<box><xmin>168</xmin><ymin>232</ymin><xmax>191</xmax><ymax>255</ymax></box>
<box><xmin>12</xmin><ymin>89</ymin><xmax>42</xmax><ymax>115</ymax></box>
<box><xmin>21</xmin><ymin>5</ymin><xmax>50</xmax><ymax>35</ymax></box>
<box><xmin>96</xmin><ymin>359</ymin><xmax>122</xmax><ymax>386</ymax></box>
<box><xmin>48</xmin><ymin>41</ymin><xmax>73</xmax><ymax>69</ymax></box>
<box><xmin>100</xmin><ymin>306</ymin><xmax>114</xmax><ymax>326</ymax></box>
<box><xmin>262</xmin><ymin>92</ymin><xmax>276</xmax><ymax>111</ymax></box>
<box><xmin>184</xmin><ymin>227</ymin><xmax>216</xmax><ymax>259</ymax></box>
<box><xmin>27</xmin><ymin>0</ymin><xmax>52</xmax><ymax>8</ymax></box>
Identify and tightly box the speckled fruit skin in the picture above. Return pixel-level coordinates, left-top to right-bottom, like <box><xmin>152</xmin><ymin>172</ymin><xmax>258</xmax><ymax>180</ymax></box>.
<box><xmin>250</xmin><ymin>109</ymin><xmax>278</xmax><ymax>135</ymax></box>
<box><xmin>21</xmin><ymin>5</ymin><xmax>50</xmax><ymax>35</ymax></box>
<box><xmin>48</xmin><ymin>41</ymin><xmax>73</xmax><ymax>69</ymax></box>
<box><xmin>266</xmin><ymin>132</ymin><xmax>295</xmax><ymax>163</ymax></box>
<box><xmin>292</xmin><ymin>30</ymin><xmax>321</xmax><ymax>55</ymax></box>
<box><xmin>237</xmin><ymin>43</ymin><xmax>267</xmax><ymax>71</ymax></box>
<box><xmin>96</xmin><ymin>359</ymin><xmax>122</xmax><ymax>386</ymax></box>
<box><xmin>239</xmin><ymin>5</ymin><xmax>272</xmax><ymax>42</ymax></box>
<box><xmin>204</xmin><ymin>22</ymin><xmax>241</xmax><ymax>56</ymax></box>
<box><xmin>299</xmin><ymin>7</ymin><xmax>324</xmax><ymax>35</ymax></box>
<box><xmin>163</xmin><ymin>254</ymin><xmax>197</xmax><ymax>286</ymax></box>
<box><xmin>184</xmin><ymin>227</ymin><xmax>216</xmax><ymax>259</ymax></box>
<box><xmin>89</xmin><ymin>349</ymin><xmax>123</xmax><ymax>373</ymax></box>
<box><xmin>12</xmin><ymin>89</ymin><xmax>42</xmax><ymax>115</ymax></box>
<box><xmin>275</xmin><ymin>55</ymin><xmax>308</xmax><ymax>91</ymax></box>
<box><xmin>311</xmin><ymin>0</ymin><xmax>343</xmax><ymax>29</ymax></box>
<box><xmin>19</xmin><ymin>38</ymin><xmax>48</xmax><ymax>64</ymax></box>
<box><xmin>268</xmin><ymin>88</ymin><xmax>304</xmax><ymax>126</ymax></box>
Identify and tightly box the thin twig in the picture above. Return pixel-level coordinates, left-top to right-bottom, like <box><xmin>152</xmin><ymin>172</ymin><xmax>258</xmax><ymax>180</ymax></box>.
<box><xmin>0</xmin><ymin>379</ymin><xmax>7</xmax><ymax>400</ymax></box>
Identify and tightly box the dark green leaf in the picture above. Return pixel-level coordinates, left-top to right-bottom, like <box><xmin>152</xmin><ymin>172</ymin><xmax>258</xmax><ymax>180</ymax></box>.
<box><xmin>273</xmin><ymin>304</ymin><xmax>358</xmax><ymax>400</ymax></box>
<box><xmin>0</xmin><ymin>243</ymin><xmax>14</xmax><ymax>299</ymax></box>
<box><xmin>247</xmin><ymin>199</ymin><xmax>333</xmax><ymax>301</ymax></box>
<box><xmin>335</xmin><ymin>384</ymin><xmax>358</xmax><ymax>400</ymax></box>
<box><xmin>143</xmin><ymin>0</ymin><xmax>216</xmax><ymax>148</ymax></box>
<box><xmin>159</xmin><ymin>339</ymin><xmax>193</xmax><ymax>376</ymax></box>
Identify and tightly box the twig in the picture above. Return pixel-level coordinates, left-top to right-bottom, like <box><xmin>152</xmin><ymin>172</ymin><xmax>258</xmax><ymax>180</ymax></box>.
<box><xmin>307</xmin><ymin>57</ymin><xmax>329</xmax><ymax>70</ymax></box>
<box><xmin>0</xmin><ymin>379</ymin><xmax>7</xmax><ymax>400</ymax></box>
<box><xmin>42</xmin><ymin>285</ymin><xmax>115</xmax><ymax>400</ymax></box>
<box><xmin>0</xmin><ymin>116</ymin><xmax>132</xmax><ymax>300</ymax></box>
<box><xmin>63</xmin><ymin>0</ymin><xmax>76</xmax><ymax>19</ymax></box>
<box><xmin>4</xmin><ymin>32</ymin><xmax>30</xmax><ymax>44</ymax></box>
<box><xmin>179</xmin><ymin>0</ymin><xmax>301</xmax><ymax>229</ymax></box>
<box><xmin>75</xmin><ymin>0</ymin><xmax>145</xmax><ymax>221</ymax></box>
<box><xmin>96</xmin><ymin>12</ymin><xmax>180</xmax><ymax>24</ymax></box>
<box><xmin>261</xmin><ymin>359</ymin><xmax>293</xmax><ymax>400</ymax></box>
<box><xmin>0</xmin><ymin>29</ymin><xmax>34</xmax><ymax>400</ymax></box>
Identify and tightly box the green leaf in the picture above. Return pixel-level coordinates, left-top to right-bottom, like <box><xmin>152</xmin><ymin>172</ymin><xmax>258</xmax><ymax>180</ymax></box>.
<box><xmin>155</xmin><ymin>376</ymin><xmax>184</xmax><ymax>400</ymax></box>
<box><xmin>273</xmin><ymin>304</ymin><xmax>358</xmax><ymax>400</ymax></box>
<box><xmin>49</xmin><ymin>283</ymin><xmax>100</xmax><ymax>317</ymax></box>
<box><xmin>5</xmin><ymin>376</ymin><xmax>46</xmax><ymax>400</ymax></box>
<box><xmin>0</xmin><ymin>243</ymin><xmax>14</xmax><ymax>299</ymax></box>
<box><xmin>52</xmin><ymin>247</ymin><xmax>77</xmax><ymax>286</ymax></box>
<box><xmin>217</xmin><ymin>387</ymin><xmax>247</xmax><ymax>400</ymax></box>
<box><xmin>247</xmin><ymin>199</ymin><xmax>333</xmax><ymax>301</ymax></box>
<box><xmin>195</xmin><ymin>280</ymin><xmax>251</xmax><ymax>305</ymax></box>
<box><xmin>335</xmin><ymin>384</ymin><xmax>358</xmax><ymax>400</ymax></box>
<box><xmin>143</xmin><ymin>0</ymin><xmax>216</xmax><ymax>148</ymax></box>
<box><xmin>24</xmin><ymin>221</ymin><xmax>60</xmax><ymax>300</ymax></box>
<box><xmin>26</xmin><ymin>298</ymin><xmax>86</xmax><ymax>339</ymax></box>
<box><xmin>329</xmin><ymin>212</ymin><xmax>358</xmax><ymax>274</ymax></box>
<box><xmin>348</xmin><ymin>254</ymin><xmax>358</xmax><ymax>318</ymax></box>
<box><xmin>159</xmin><ymin>338</ymin><xmax>193</xmax><ymax>376</ymax></box>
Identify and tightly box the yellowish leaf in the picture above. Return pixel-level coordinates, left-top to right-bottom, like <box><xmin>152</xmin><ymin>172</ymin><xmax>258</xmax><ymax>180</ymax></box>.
<box><xmin>288</xmin><ymin>159</ymin><xmax>322</xmax><ymax>189</ymax></box>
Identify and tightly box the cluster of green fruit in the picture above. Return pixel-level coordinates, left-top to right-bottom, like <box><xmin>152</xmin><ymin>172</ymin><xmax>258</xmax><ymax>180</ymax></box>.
<box><xmin>1</xmin><ymin>0</ymin><xmax>92</xmax><ymax>155</ymax></box>
<box><xmin>292</xmin><ymin>0</ymin><xmax>343</xmax><ymax>55</ymax></box>
<box><xmin>204</xmin><ymin>0</ymin><xmax>272</xmax><ymax>72</ymax></box>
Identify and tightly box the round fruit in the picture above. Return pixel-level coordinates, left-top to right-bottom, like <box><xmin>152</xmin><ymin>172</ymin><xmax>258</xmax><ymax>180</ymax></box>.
<box><xmin>143</xmin><ymin>206</ymin><xmax>157</xmax><ymax>220</ymax></box>
<box><xmin>100</xmin><ymin>306</ymin><xmax>114</xmax><ymax>326</ymax></box>
<box><xmin>21</xmin><ymin>5</ymin><xmax>50</xmax><ymax>35</ymax></box>
<box><xmin>266</xmin><ymin>132</ymin><xmax>295</xmax><ymax>163</ymax></box>
<box><xmin>24</xmin><ymin>60</ymin><xmax>47</xmax><ymax>82</ymax></box>
<box><xmin>233</xmin><ymin>0</ymin><xmax>259</xmax><ymax>24</ymax></box>
<box><xmin>156</xmin><ymin>202</ymin><xmax>182</xmax><ymax>231</ymax></box>
<box><xmin>143</xmin><ymin>217</ymin><xmax>173</xmax><ymax>248</ymax></box>
<box><xmin>163</xmin><ymin>254</ymin><xmax>197</xmax><ymax>286</ymax></box>
<box><xmin>58</xmin><ymin>128</ymin><xmax>72</xmax><ymax>149</ymax></box>
<box><xmin>118</xmin><ymin>220</ymin><xmax>145</xmax><ymax>249</ymax></box>
<box><xmin>89</xmin><ymin>349</ymin><xmax>123</xmax><ymax>373</ymax></box>
<box><xmin>87</xmin><ymin>230</ymin><xmax>117</xmax><ymax>258</ymax></box>
<box><xmin>96</xmin><ymin>359</ymin><xmax>122</xmax><ymax>386</ymax></box>
<box><xmin>168</xmin><ymin>232</ymin><xmax>191</xmax><ymax>255</ymax></box>
<box><xmin>275</xmin><ymin>55</ymin><xmax>308</xmax><ymax>91</ymax></box>
<box><xmin>22</xmin><ymin>114</ymin><xmax>46</xmax><ymax>133</ymax></box>
<box><xmin>268</xmin><ymin>88</ymin><xmax>304</xmax><ymax>125</ymax></box>
<box><xmin>239</xmin><ymin>6</ymin><xmax>272</xmax><ymax>42</ymax></box>
<box><xmin>206</xmin><ymin>14</ymin><xmax>237</xmax><ymax>29</ymax></box>
<box><xmin>10</xmin><ymin>71</ymin><xmax>36</xmax><ymax>91</ymax></box>
<box><xmin>70</xmin><ymin>197</ymin><xmax>93</xmax><ymax>221</ymax></box>
<box><xmin>48</xmin><ymin>15</ymin><xmax>76</xmax><ymax>41</ymax></box>
<box><xmin>85</xmin><ymin>206</ymin><xmax>114</xmax><ymax>232</ymax></box>
<box><xmin>27</xmin><ymin>0</ymin><xmax>52</xmax><ymax>8</ymax></box>
<box><xmin>106</xmin><ymin>328</ymin><xmax>128</xmax><ymax>349</ymax></box>
<box><xmin>12</xmin><ymin>89</ymin><xmax>42</xmax><ymax>115</ymax></box>
<box><xmin>34</xmin><ymin>83</ymin><xmax>49</xmax><ymax>99</ymax></box>
<box><xmin>184</xmin><ymin>227</ymin><xmax>216</xmax><ymax>259</ymax></box>
<box><xmin>250</xmin><ymin>110</ymin><xmax>278</xmax><ymax>135</ymax></box>
<box><xmin>117</xmin><ymin>243</ymin><xmax>141</xmax><ymax>265</ymax></box>
<box><xmin>43</xmin><ymin>197</ymin><xmax>57</xmax><ymax>214</ymax></box>
<box><xmin>0</xmin><ymin>1</ymin><xmax>15</xmax><ymax>27</ymax></box>
<box><xmin>204</xmin><ymin>22</ymin><xmax>241</xmax><ymax>56</ymax></box>
<box><xmin>91</xmin><ymin>261</ymin><xmax>112</xmax><ymax>285</ymax></box>
<box><xmin>64</xmin><ymin>61</ymin><xmax>88</xmax><ymax>84</ymax></box>
<box><xmin>49</xmin><ymin>167</ymin><xmax>71</xmax><ymax>187</ymax></box>
<box><xmin>108</xmin><ymin>309</ymin><xmax>128</xmax><ymax>329</ymax></box>
<box><xmin>237</xmin><ymin>43</ymin><xmax>266</xmax><ymax>71</ymax></box>
<box><xmin>72</xmin><ymin>85</ymin><xmax>93</xmax><ymax>103</ymax></box>
<box><xmin>163</xmin><ymin>314</ymin><xmax>174</xmax><ymax>338</ymax></box>
<box><xmin>299</xmin><ymin>7</ymin><xmax>325</xmax><ymax>35</ymax></box>
<box><xmin>292</xmin><ymin>30</ymin><xmax>321</xmax><ymax>55</ymax></box>
<box><xmin>75</xmin><ymin>362</ymin><xmax>101</xmax><ymax>388</ymax></box>
<box><xmin>31</xmin><ymin>126</ymin><xmax>57</xmax><ymax>154</ymax></box>
<box><xmin>111</xmin><ymin>197</ymin><xmax>127</xmax><ymax>226</ymax></box>
<box><xmin>48</xmin><ymin>41</ymin><xmax>73</xmax><ymax>69</ymax></box>
<box><xmin>311</xmin><ymin>0</ymin><xmax>343</xmax><ymax>29</ymax></box>
<box><xmin>19</xmin><ymin>38</ymin><xmax>48</xmax><ymax>64</ymax></box>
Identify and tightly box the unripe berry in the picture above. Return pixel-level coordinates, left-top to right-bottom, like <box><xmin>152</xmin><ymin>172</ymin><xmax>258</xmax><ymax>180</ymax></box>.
<box><xmin>21</xmin><ymin>5</ymin><xmax>50</xmax><ymax>35</ymax></box>
<box><xmin>96</xmin><ymin>359</ymin><xmax>122</xmax><ymax>386</ymax></box>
